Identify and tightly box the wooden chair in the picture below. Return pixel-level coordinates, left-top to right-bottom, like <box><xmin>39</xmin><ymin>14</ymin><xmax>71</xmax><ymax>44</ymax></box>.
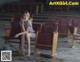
<box><xmin>4</xmin><ymin>21</ymin><xmax>21</xmax><ymax>49</ymax></box>
<box><xmin>68</xmin><ymin>16</ymin><xmax>80</xmax><ymax>34</ymax></box>
<box><xmin>35</xmin><ymin>21</ymin><xmax>58</xmax><ymax>56</ymax></box>
<box><xmin>57</xmin><ymin>16</ymin><xmax>73</xmax><ymax>46</ymax></box>
<box><xmin>41</xmin><ymin>20</ymin><xmax>58</xmax><ymax>33</ymax></box>
<box><xmin>58</xmin><ymin>16</ymin><xmax>69</xmax><ymax>35</ymax></box>
<box><xmin>31</xmin><ymin>22</ymin><xmax>42</xmax><ymax>44</ymax></box>
<box><xmin>33</xmin><ymin>22</ymin><xmax>42</xmax><ymax>32</ymax></box>
<box><xmin>4</xmin><ymin>19</ymin><xmax>43</xmax><ymax>56</ymax></box>
<box><xmin>68</xmin><ymin>16</ymin><xmax>79</xmax><ymax>34</ymax></box>
<box><xmin>58</xmin><ymin>16</ymin><xmax>78</xmax><ymax>48</ymax></box>
<box><xmin>70</xmin><ymin>17</ymin><xmax>80</xmax><ymax>48</ymax></box>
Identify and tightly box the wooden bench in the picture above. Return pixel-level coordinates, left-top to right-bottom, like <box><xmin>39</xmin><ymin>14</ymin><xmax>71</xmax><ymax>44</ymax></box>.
<box><xmin>35</xmin><ymin>20</ymin><xmax>58</xmax><ymax>56</ymax></box>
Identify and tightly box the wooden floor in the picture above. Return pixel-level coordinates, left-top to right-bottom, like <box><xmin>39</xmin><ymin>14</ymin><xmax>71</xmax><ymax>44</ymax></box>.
<box><xmin>0</xmin><ymin>21</ymin><xmax>80</xmax><ymax>62</ymax></box>
<box><xmin>0</xmin><ymin>11</ymin><xmax>80</xmax><ymax>62</ymax></box>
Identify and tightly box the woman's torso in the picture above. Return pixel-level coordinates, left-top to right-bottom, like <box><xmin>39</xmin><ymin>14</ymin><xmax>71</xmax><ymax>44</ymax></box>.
<box><xmin>20</xmin><ymin>20</ymin><xmax>35</xmax><ymax>33</ymax></box>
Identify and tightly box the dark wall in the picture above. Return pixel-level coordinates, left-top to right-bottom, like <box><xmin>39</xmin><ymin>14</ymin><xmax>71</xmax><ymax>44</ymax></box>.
<box><xmin>0</xmin><ymin>0</ymin><xmax>19</xmax><ymax>6</ymax></box>
<box><xmin>35</xmin><ymin>0</ymin><xmax>47</xmax><ymax>6</ymax></box>
<box><xmin>20</xmin><ymin>0</ymin><xmax>35</xmax><ymax>2</ymax></box>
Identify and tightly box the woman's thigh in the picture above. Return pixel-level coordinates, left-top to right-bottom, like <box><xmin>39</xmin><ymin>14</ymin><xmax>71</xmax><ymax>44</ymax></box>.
<box><xmin>28</xmin><ymin>33</ymin><xmax>36</xmax><ymax>39</ymax></box>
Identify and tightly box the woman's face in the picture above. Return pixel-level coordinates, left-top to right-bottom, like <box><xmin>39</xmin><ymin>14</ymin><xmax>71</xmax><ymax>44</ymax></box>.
<box><xmin>23</xmin><ymin>12</ymin><xmax>30</xmax><ymax>21</ymax></box>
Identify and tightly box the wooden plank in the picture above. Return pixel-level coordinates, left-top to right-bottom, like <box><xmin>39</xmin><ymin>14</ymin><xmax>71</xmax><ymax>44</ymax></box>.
<box><xmin>73</xmin><ymin>27</ymin><xmax>78</xmax><ymax>48</ymax></box>
<box><xmin>51</xmin><ymin>32</ymin><xmax>58</xmax><ymax>56</ymax></box>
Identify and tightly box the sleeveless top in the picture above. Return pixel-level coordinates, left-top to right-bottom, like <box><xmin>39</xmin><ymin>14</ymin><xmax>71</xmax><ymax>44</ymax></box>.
<box><xmin>20</xmin><ymin>20</ymin><xmax>35</xmax><ymax>33</ymax></box>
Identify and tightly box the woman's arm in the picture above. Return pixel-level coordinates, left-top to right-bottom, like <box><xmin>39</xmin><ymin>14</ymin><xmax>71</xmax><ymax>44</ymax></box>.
<box><xmin>15</xmin><ymin>31</ymin><xmax>28</xmax><ymax>38</ymax></box>
<box><xmin>20</xmin><ymin>21</ymin><xmax>26</xmax><ymax>31</ymax></box>
<box><xmin>15</xmin><ymin>20</ymin><xmax>27</xmax><ymax>38</ymax></box>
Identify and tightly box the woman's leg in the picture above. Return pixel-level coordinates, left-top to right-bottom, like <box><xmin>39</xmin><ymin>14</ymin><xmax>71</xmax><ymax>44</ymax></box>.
<box><xmin>26</xmin><ymin>33</ymin><xmax>36</xmax><ymax>57</ymax></box>
<box><xmin>26</xmin><ymin>33</ymin><xmax>31</xmax><ymax>57</ymax></box>
<box><xmin>21</xmin><ymin>34</ymin><xmax>26</xmax><ymax>55</ymax></box>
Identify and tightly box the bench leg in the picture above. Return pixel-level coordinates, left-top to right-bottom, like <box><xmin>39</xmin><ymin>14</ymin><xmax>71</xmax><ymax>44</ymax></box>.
<box><xmin>51</xmin><ymin>32</ymin><xmax>58</xmax><ymax>56</ymax></box>
<box><xmin>73</xmin><ymin>27</ymin><xmax>78</xmax><ymax>48</ymax></box>
<box><xmin>68</xmin><ymin>29</ymin><xmax>71</xmax><ymax>42</ymax></box>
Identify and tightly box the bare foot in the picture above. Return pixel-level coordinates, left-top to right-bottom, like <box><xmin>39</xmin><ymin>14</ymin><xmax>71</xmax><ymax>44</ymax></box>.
<box><xmin>21</xmin><ymin>52</ymin><xmax>30</xmax><ymax>57</ymax></box>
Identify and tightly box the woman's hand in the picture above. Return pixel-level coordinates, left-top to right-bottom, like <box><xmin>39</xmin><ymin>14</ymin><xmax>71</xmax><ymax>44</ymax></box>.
<box><xmin>14</xmin><ymin>31</ymin><xmax>28</xmax><ymax>38</ymax></box>
<box><xmin>14</xmin><ymin>33</ymin><xmax>20</xmax><ymax>38</ymax></box>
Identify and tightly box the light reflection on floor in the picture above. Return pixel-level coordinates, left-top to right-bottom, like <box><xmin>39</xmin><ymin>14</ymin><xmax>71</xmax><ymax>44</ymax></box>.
<box><xmin>0</xmin><ymin>21</ymin><xmax>80</xmax><ymax>62</ymax></box>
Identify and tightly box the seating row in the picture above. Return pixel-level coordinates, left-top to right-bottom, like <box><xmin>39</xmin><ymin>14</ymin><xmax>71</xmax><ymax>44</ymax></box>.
<box><xmin>3</xmin><ymin>16</ymin><xmax>80</xmax><ymax>57</ymax></box>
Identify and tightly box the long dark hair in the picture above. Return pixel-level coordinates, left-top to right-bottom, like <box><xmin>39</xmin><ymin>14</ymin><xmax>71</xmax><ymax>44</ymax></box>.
<box><xmin>20</xmin><ymin>11</ymin><xmax>33</xmax><ymax>21</ymax></box>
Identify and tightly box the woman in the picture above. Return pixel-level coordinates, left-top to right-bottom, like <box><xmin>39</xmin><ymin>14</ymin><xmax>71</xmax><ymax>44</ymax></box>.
<box><xmin>15</xmin><ymin>11</ymin><xmax>35</xmax><ymax>57</ymax></box>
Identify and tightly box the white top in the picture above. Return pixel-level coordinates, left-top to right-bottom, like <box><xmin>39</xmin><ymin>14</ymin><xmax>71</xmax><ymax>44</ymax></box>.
<box><xmin>27</xmin><ymin>20</ymin><xmax>35</xmax><ymax>33</ymax></box>
<box><xmin>20</xmin><ymin>20</ymin><xmax>35</xmax><ymax>33</ymax></box>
